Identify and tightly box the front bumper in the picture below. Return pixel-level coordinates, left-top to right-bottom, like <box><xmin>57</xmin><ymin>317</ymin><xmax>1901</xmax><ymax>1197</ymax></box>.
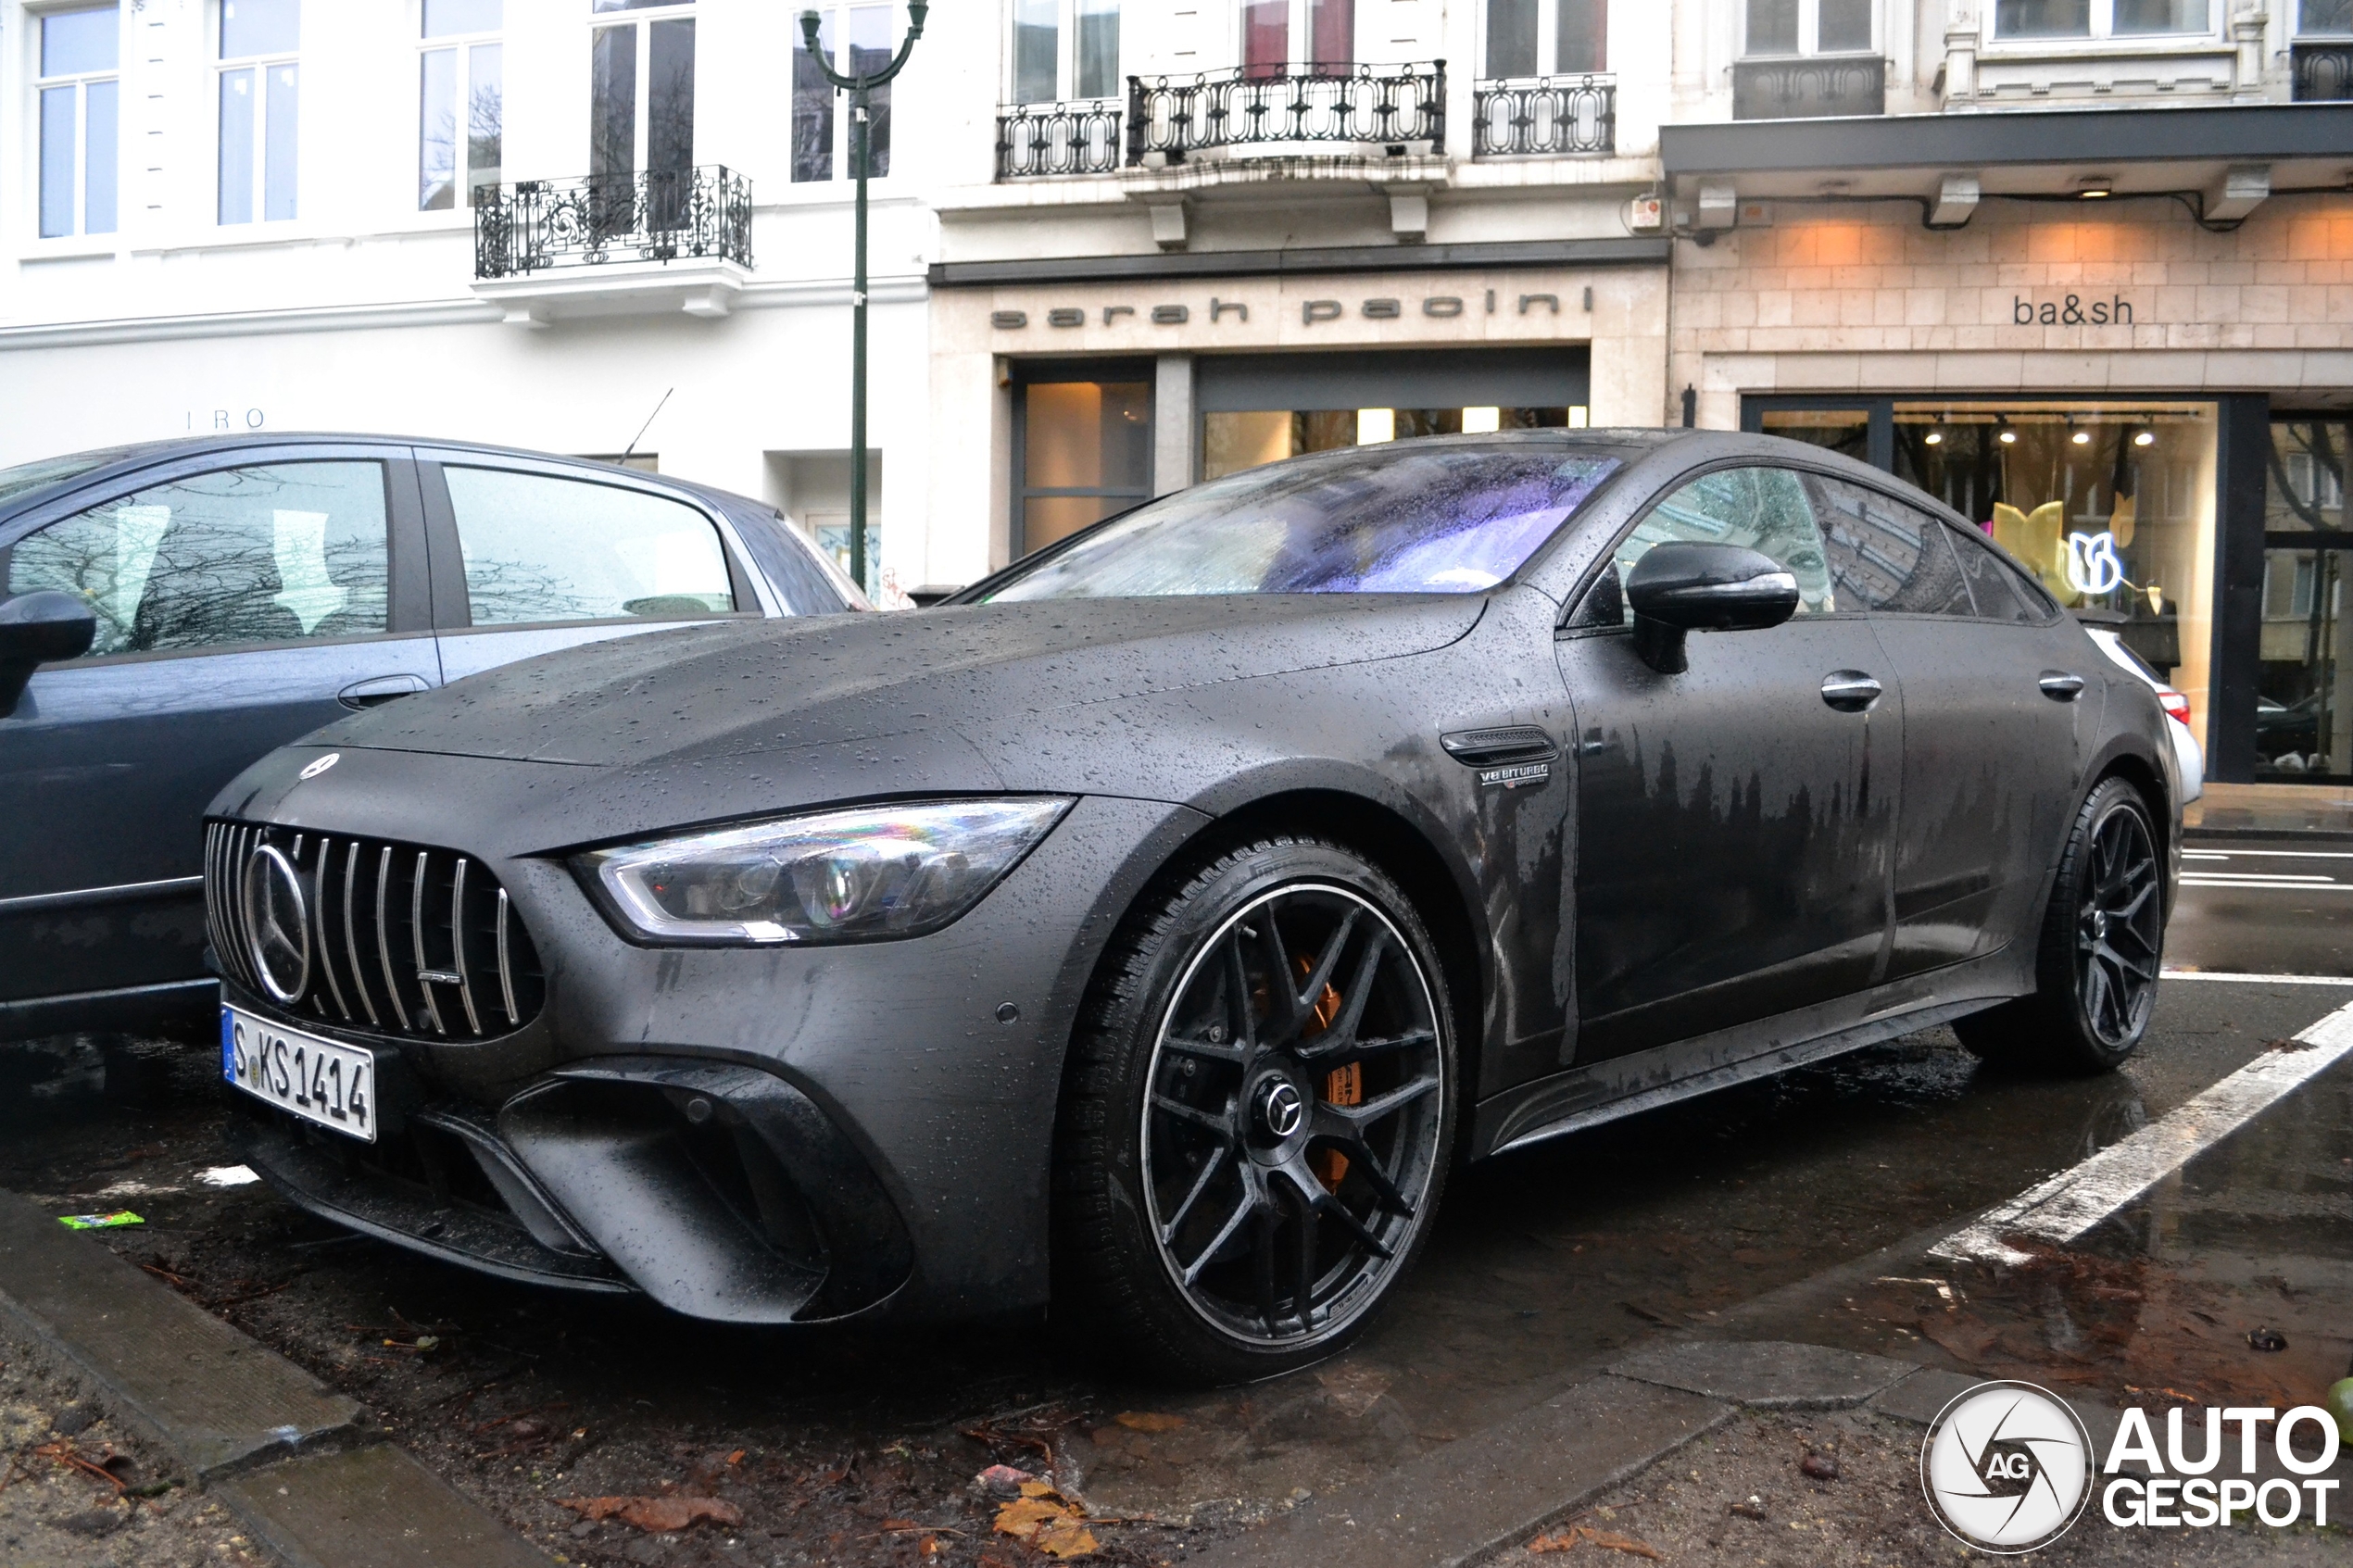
<box><xmin>215</xmin><ymin>791</ymin><xmax>1205</xmax><ymax>1323</ymax></box>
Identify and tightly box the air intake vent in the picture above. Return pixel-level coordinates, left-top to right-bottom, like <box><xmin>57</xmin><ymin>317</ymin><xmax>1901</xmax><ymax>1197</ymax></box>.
<box><xmin>206</xmin><ymin>821</ymin><xmax>546</xmax><ymax>1040</ymax></box>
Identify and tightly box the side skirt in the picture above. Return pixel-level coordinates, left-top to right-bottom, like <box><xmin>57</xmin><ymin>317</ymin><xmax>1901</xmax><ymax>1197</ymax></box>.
<box><xmin>1470</xmin><ymin>952</ymin><xmax>2023</xmax><ymax>1159</ymax></box>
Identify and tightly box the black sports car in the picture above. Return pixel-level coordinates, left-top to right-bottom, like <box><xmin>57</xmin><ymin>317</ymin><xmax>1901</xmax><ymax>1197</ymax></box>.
<box><xmin>202</xmin><ymin>430</ymin><xmax>2179</xmax><ymax>1382</ymax></box>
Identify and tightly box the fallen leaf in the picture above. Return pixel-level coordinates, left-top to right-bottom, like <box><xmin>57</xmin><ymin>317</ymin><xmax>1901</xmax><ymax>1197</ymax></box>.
<box><xmin>1036</xmin><ymin>1516</ymin><xmax>1099</xmax><ymax>1557</ymax></box>
<box><xmin>1586</xmin><ymin>1531</ymin><xmax>1664</xmax><ymax>1560</ymax></box>
<box><xmin>558</xmin><ymin>1496</ymin><xmax>743</xmax><ymax>1533</ymax></box>
<box><xmin>1018</xmin><ymin>1479</ymin><xmax>1061</xmax><ymax>1499</ymax></box>
<box><xmin>1112</xmin><ymin>1411</ymin><xmax>1187</xmax><ymax>1433</ymax></box>
<box><xmin>995</xmin><ymin>1497</ymin><xmax>1071</xmax><ymax>1539</ymax></box>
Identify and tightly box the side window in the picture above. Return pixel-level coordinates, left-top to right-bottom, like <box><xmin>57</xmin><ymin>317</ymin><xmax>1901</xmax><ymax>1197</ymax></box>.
<box><xmin>1613</xmin><ymin>465</ymin><xmax>1835</xmax><ymax>615</ymax></box>
<box><xmin>1806</xmin><ymin>475</ymin><xmax>1973</xmax><ymax>616</ymax></box>
<box><xmin>2</xmin><ymin>461</ymin><xmax>389</xmax><ymax>658</ymax></box>
<box><xmin>442</xmin><ymin>467</ymin><xmax>738</xmax><ymax>627</ymax></box>
<box><xmin>1947</xmin><ymin>524</ymin><xmax>2055</xmax><ymax>625</ymax></box>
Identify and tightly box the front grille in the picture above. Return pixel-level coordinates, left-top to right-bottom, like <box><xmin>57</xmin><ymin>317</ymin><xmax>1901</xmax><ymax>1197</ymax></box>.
<box><xmin>206</xmin><ymin>821</ymin><xmax>546</xmax><ymax>1040</ymax></box>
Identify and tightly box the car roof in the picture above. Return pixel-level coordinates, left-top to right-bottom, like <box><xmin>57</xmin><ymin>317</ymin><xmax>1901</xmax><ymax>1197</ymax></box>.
<box><xmin>0</xmin><ymin>432</ymin><xmax>778</xmax><ymax>523</ymax></box>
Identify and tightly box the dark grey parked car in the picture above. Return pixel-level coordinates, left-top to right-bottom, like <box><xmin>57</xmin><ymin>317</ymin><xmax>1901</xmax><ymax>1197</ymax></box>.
<box><xmin>0</xmin><ymin>434</ymin><xmax>863</xmax><ymax>1043</ymax></box>
<box><xmin>203</xmin><ymin>430</ymin><xmax>2179</xmax><ymax>1383</ymax></box>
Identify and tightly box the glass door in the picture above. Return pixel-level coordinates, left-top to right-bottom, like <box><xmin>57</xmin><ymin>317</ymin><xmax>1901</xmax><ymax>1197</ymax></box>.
<box><xmin>2260</xmin><ymin>420</ymin><xmax>2353</xmax><ymax>780</ymax></box>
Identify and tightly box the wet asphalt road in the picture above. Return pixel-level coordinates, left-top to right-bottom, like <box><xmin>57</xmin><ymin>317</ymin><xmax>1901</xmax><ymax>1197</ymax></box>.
<box><xmin>0</xmin><ymin>837</ymin><xmax>2347</xmax><ymax>1564</ymax></box>
<box><xmin>2169</xmin><ymin>836</ymin><xmax>2353</xmax><ymax>976</ymax></box>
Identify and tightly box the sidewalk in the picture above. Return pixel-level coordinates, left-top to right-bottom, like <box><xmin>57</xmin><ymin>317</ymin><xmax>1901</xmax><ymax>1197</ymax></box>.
<box><xmin>2184</xmin><ymin>782</ymin><xmax>2353</xmax><ymax>841</ymax></box>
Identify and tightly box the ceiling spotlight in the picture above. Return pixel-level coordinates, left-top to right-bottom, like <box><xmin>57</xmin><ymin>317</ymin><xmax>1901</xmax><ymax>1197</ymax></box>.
<box><xmin>1999</xmin><ymin>429</ymin><xmax>2018</xmax><ymax>445</ymax></box>
<box><xmin>2071</xmin><ymin>431</ymin><xmax>2092</xmax><ymax>445</ymax></box>
<box><xmin>2077</xmin><ymin>175</ymin><xmax>2114</xmax><ymax>199</ymax></box>
<box><xmin>1924</xmin><ymin>432</ymin><xmax>1944</xmax><ymax>445</ymax></box>
<box><xmin>2133</xmin><ymin>431</ymin><xmax>2156</xmax><ymax>447</ymax></box>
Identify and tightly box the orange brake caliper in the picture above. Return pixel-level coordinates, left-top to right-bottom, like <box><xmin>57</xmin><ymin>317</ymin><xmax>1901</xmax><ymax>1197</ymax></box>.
<box><xmin>1298</xmin><ymin>957</ymin><xmax>1360</xmax><ymax>1192</ymax></box>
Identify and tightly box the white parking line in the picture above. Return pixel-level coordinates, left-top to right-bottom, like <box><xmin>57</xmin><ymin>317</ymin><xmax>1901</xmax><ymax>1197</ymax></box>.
<box><xmin>2183</xmin><ymin>848</ymin><xmax>2353</xmax><ymax>859</ymax></box>
<box><xmin>2161</xmin><ymin>970</ymin><xmax>2353</xmax><ymax>985</ymax></box>
<box><xmin>2180</xmin><ymin>877</ymin><xmax>2351</xmax><ymax>890</ymax></box>
<box><xmin>1931</xmin><ymin>996</ymin><xmax>2353</xmax><ymax>1267</ymax></box>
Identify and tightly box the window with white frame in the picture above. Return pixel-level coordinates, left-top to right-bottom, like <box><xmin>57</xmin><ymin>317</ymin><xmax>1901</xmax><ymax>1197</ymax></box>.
<box><xmin>2298</xmin><ymin>0</ymin><xmax>2352</xmax><ymax>31</ymax></box>
<box><xmin>36</xmin><ymin>4</ymin><xmax>118</xmax><ymax>237</ymax></box>
<box><xmin>590</xmin><ymin>0</ymin><xmax>695</xmax><ymax>182</ymax></box>
<box><xmin>1992</xmin><ymin>0</ymin><xmax>2214</xmax><ymax>37</ymax></box>
<box><xmin>1010</xmin><ymin>0</ymin><xmax>1120</xmax><ymax>104</ymax></box>
<box><xmin>1241</xmin><ymin>0</ymin><xmax>1353</xmax><ymax>74</ymax></box>
<box><xmin>792</xmin><ymin>6</ymin><xmax>896</xmax><ymax>182</ymax></box>
<box><xmin>1482</xmin><ymin>0</ymin><xmax>1604</xmax><ymax>77</ymax></box>
<box><xmin>218</xmin><ymin>0</ymin><xmax>298</xmax><ymax>223</ymax></box>
<box><xmin>419</xmin><ymin>0</ymin><xmax>501</xmax><ymax>209</ymax></box>
<box><xmin>1744</xmin><ymin>0</ymin><xmax>1874</xmax><ymax>54</ymax></box>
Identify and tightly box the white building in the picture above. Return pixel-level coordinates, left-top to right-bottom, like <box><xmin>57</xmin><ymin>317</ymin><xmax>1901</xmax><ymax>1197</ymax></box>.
<box><xmin>4</xmin><ymin>0</ymin><xmax>2351</xmax><ymax>784</ymax></box>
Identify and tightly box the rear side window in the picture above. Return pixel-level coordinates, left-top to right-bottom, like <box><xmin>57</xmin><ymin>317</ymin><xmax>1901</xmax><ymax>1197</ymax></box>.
<box><xmin>1947</xmin><ymin>524</ymin><xmax>2056</xmax><ymax>624</ymax></box>
<box><xmin>3</xmin><ymin>461</ymin><xmax>389</xmax><ymax>657</ymax></box>
<box><xmin>443</xmin><ymin>467</ymin><xmax>738</xmax><ymax>626</ymax></box>
<box><xmin>1613</xmin><ymin>466</ymin><xmax>1835</xmax><ymax>615</ymax></box>
<box><xmin>1806</xmin><ymin>475</ymin><xmax>1972</xmax><ymax>617</ymax></box>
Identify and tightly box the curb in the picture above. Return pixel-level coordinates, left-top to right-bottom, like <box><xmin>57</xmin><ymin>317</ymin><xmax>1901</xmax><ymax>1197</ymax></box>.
<box><xmin>0</xmin><ymin>1188</ymin><xmax>547</xmax><ymax>1567</ymax></box>
<box><xmin>1188</xmin><ymin>1340</ymin><xmax>1947</xmax><ymax>1568</ymax></box>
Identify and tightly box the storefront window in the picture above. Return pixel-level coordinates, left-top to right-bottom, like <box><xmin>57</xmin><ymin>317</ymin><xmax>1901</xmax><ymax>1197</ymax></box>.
<box><xmin>1202</xmin><ymin>406</ymin><xmax>1587</xmax><ymax>482</ymax></box>
<box><xmin>1891</xmin><ymin>401</ymin><xmax>2219</xmax><ymax>750</ymax></box>
<box><xmin>1018</xmin><ymin>377</ymin><xmax>1151</xmax><ymax>554</ymax></box>
<box><xmin>2260</xmin><ymin>420</ymin><xmax>2353</xmax><ymax>781</ymax></box>
<box><xmin>1760</xmin><ymin>408</ymin><xmax>1869</xmax><ymax>463</ymax></box>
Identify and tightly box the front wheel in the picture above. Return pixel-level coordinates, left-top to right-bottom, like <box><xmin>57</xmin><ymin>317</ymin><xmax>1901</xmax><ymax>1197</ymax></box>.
<box><xmin>1957</xmin><ymin>777</ymin><xmax>2164</xmax><ymax>1074</ymax></box>
<box><xmin>1053</xmin><ymin>837</ymin><xmax>1457</xmax><ymax>1384</ymax></box>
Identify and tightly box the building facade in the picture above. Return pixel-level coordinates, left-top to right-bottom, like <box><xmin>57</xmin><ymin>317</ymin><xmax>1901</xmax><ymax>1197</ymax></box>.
<box><xmin>3</xmin><ymin>0</ymin><xmax>2351</xmax><ymax>777</ymax></box>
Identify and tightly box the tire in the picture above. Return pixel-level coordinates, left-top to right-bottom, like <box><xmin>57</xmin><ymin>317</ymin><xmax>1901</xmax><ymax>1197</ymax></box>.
<box><xmin>1052</xmin><ymin>836</ymin><xmax>1458</xmax><ymax>1385</ymax></box>
<box><xmin>1956</xmin><ymin>777</ymin><xmax>2164</xmax><ymax>1075</ymax></box>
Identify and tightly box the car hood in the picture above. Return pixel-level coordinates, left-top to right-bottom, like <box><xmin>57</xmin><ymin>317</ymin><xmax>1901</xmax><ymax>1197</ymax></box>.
<box><xmin>319</xmin><ymin>595</ymin><xmax>1485</xmax><ymax>771</ymax></box>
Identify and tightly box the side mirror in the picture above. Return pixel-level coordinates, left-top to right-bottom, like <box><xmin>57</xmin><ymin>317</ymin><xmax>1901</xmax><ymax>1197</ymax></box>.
<box><xmin>1622</xmin><ymin>543</ymin><xmax>1800</xmax><ymax>674</ymax></box>
<box><xmin>0</xmin><ymin>591</ymin><xmax>98</xmax><ymax>717</ymax></box>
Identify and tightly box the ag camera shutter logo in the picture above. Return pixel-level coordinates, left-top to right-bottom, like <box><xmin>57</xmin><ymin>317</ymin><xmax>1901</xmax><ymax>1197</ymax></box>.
<box><xmin>1921</xmin><ymin>1382</ymin><xmax>2095</xmax><ymax>1552</ymax></box>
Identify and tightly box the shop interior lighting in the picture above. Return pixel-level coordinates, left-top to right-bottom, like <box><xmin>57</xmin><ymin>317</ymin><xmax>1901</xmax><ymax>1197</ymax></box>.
<box><xmin>1924</xmin><ymin>432</ymin><xmax>1944</xmax><ymax>445</ymax></box>
<box><xmin>2134</xmin><ymin>431</ymin><xmax>2156</xmax><ymax>447</ymax></box>
<box><xmin>1998</xmin><ymin>428</ymin><xmax>2018</xmax><ymax>445</ymax></box>
<box><xmin>1461</xmin><ymin>407</ymin><xmax>1502</xmax><ymax>433</ymax></box>
<box><xmin>1356</xmin><ymin>408</ymin><xmax>1395</xmax><ymax>445</ymax></box>
<box><xmin>2077</xmin><ymin>176</ymin><xmax>2114</xmax><ymax>199</ymax></box>
<box><xmin>2072</xmin><ymin>431</ymin><xmax>2093</xmax><ymax>445</ymax></box>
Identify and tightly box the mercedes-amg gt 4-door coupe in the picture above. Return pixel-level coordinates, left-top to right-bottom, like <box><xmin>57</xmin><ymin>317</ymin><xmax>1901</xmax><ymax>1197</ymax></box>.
<box><xmin>201</xmin><ymin>430</ymin><xmax>2178</xmax><ymax>1383</ymax></box>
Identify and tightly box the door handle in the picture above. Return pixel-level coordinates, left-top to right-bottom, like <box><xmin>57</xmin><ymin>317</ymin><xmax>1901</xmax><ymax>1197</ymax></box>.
<box><xmin>2039</xmin><ymin>671</ymin><xmax>2086</xmax><ymax>701</ymax></box>
<box><xmin>338</xmin><ymin>673</ymin><xmax>431</xmax><ymax>710</ymax></box>
<box><xmin>1819</xmin><ymin>671</ymin><xmax>1882</xmax><ymax>712</ymax></box>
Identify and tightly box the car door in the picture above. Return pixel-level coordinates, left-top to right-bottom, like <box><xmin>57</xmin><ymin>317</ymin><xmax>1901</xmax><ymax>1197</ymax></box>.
<box><xmin>1557</xmin><ymin>464</ymin><xmax>1899</xmax><ymax>1061</ymax></box>
<box><xmin>418</xmin><ymin>455</ymin><xmax>760</xmax><ymax>683</ymax></box>
<box><xmin>1850</xmin><ymin>494</ymin><xmax>2095</xmax><ymax>978</ymax></box>
<box><xmin>0</xmin><ymin>449</ymin><xmax>437</xmax><ymax>1027</ymax></box>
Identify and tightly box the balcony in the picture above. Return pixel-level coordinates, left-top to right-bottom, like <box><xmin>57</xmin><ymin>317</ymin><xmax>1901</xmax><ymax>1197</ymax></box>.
<box><xmin>1124</xmin><ymin>62</ymin><xmax>1446</xmax><ymax>166</ymax></box>
<box><xmin>2293</xmin><ymin>42</ymin><xmax>2353</xmax><ymax>101</ymax></box>
<box><xmin>474</xmin><ymin>165</ymin><xmax>751</xmax><ymax>278</ymax></box>
<box><xmin>1731</xmin><ymin>54</ymin><xmax>1886</xmax><ymax>120</ymax></box>
<box><xmin>998</xmin><ymin>98</ymin><xmax>1125</xmax><ymax>179</ymax></box>
<box><xmin>1472</xmin><ymin>74</ymin><xmax>1616</xmax><ymax>157</ymax></box>
<box><xmin>472</xmin><ymin>166</ymin><xmax>753</xmax><ymax>326</ymax></box>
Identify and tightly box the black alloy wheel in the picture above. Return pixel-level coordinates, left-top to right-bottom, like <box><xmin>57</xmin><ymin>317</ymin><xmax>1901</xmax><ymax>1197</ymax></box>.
<box><xmin>1055</xmin><ymin>838</ymin><xmax>1455</xmax><ymax>1383</ymax></box>
<box><xmin>1957</xmin><ymin>777</ymin><xmax>2165</xmax><ymax>1074</ymax></box>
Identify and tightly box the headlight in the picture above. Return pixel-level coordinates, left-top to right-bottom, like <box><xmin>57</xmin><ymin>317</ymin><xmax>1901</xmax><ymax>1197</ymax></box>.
<box><xmin>581</xmin><ymin>797</ymin><xmax>1073</xmax><ymax>947</ymax></box>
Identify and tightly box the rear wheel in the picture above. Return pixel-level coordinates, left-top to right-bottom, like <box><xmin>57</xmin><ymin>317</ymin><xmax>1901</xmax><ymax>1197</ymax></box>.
<box><xmin>1957</xmin><ymin>777</ymin><xmax>2164</xmax><ymax>1074</ymax></box>
<box><xmin>1053</xmin><ymin>837</ymin><xmax>1456</xmax><ymax>1384</ymax></box>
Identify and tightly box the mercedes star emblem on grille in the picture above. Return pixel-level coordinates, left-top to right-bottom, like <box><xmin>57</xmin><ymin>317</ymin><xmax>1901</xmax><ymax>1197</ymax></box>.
<box><xmin>242</xmin><ymin>843</ymin><xmax>312</xmax><ymax>1004</ymax></box>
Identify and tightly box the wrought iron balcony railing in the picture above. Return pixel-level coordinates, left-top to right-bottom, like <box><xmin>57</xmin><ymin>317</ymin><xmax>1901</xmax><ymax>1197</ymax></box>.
<box><xmin>998</xmin><ymin>98</ymin><xmax>1126</xmax><ymax>178</ymax></box>
<box><xmin>1125</xmin><ymin>62</ymin><xmax>1445</xmax><ymax>166</ymax></box>
<box><xmin>1732</xmin><ymin>54</ymin><xmax>1886</xmax><ymax>120</ymax></box>
<box><xmin>2293</xmin><ymin>42</ymin><xmax>2353</xmax><ymax>101</ymax></box>
<box><xmin>1472</xmin><ymin>74</ymin><xmax>1616</xmax><ymax>157</ymax></box>
<box><xmin>473</xmin><ymin>165</ymin><xmax>752</xmax><ymax>280</ymax></box>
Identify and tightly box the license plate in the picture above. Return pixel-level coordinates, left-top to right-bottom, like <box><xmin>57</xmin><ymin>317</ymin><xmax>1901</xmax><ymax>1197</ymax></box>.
<box><xmin>222</xmin><ymin>1003</ymin><xmax>377</xmax><ymax>1143</ymax></box>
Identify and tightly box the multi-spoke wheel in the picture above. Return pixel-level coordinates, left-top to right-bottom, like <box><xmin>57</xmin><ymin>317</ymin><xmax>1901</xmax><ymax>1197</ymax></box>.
<box><xmin>1957</xmin><ymin>778</ymin><xmax>2166</xmax><ymax>1074</ymax></box>
<box><xmin>1054</xmin><ymin>837</ymin><xmax>1455</xmax><ymax>1383</ymax></box>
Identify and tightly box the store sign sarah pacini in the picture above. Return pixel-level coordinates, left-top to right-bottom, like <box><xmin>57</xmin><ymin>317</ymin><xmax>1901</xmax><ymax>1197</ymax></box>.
<box><xmin>990</xmin><ymin>289</ymin><xmax>1583</xmax><ymax>332</ymax></box>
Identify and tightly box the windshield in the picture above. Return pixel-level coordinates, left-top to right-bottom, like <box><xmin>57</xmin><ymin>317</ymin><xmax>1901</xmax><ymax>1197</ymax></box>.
<box><xmin>986</xmin><ymin>441</ymin><xmax>1623</xmax><ymax>601</ymax></box>
<box><xmin>0</xmin><ymin>449</ymin><xmax>135</xmax><ymax>508</ymax></box>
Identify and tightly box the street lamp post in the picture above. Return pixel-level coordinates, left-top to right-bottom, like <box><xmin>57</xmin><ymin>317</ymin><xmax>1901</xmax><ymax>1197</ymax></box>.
<box><xmin>798</xmin><ymin>1</ymin><xmax>927</xmax><ymax>600</ymax></box>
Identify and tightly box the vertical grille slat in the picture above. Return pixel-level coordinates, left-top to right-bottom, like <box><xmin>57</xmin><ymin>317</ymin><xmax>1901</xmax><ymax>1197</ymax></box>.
<box><xmin>495</xmin><ymin>888</ymin><xmax>519</xmax><ymax>1027</ymax></box>
<box><xmin>311</xmin><ymin>838</ymin><xmax>352</xmax><ymax>1022</ymax></box>
<box><xmin>205</xmin><ymin>819</ymin><xmax>543</xmax><ymax>1042</ymax></box>
<box><xmin>449</xmin><ymin>858</ymin><xmax>484</xmax><ymax>1035</ymax></box>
